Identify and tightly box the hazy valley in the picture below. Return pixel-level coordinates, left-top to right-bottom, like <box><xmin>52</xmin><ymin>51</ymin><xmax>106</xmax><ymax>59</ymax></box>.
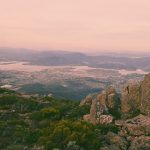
<box><xmin>0</xmin><ymin>50</ymin><xmax>147</xmax><ymax>100</ymax></box>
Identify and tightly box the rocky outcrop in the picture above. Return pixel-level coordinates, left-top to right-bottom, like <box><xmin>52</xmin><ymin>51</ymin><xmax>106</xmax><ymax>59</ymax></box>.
<box><xmin>116</xmin><ymin>114</ymin><xmax>150</xmax><ymax>136</ymax></box>
<box><xmin>121</xmin><ymin>82</ymin><xmax>141</xmax><ymax>117</ymax></box>
<box><xmin>80</xmin><ymin>94</ymin><xmax>96</xmax><ymax>106</ymax></box>
<box><xmin>97</xmin><ymin>115</ymin><xmax>113</xmax><ymax>124</ymax></box>
<box><xmin>121</xmin><ymin>73</ymin><xmax>150</xmax><ymax>117</ymax></box>
<box><xmin>140</xmin><ymin>73</ymin><xmax>150</xmax><ymax>116</ymax></box>
<box><xmin>128</xmin><ymin>136</ymin><xmax>150</xmax><ymax>150</ymax></box>
<box><xmin>82</xmin><ymin>74</ymin><xmax>150</xmax><ymax>123</ymax></box>
<box><xmin>81</xmin><ymin>74</ymin><xmax>150</xmax><ymax>149</ymax></box>
<box><xmin>119</xmin><ymin>114</ymin><xmax>150</xmax><ymax>150</ymax></box>
<box><xmin>101</xmin><ymin>132</ymin><xmax>150</xmax><ymax>150</ymax></box>
<box><xmin>101</xmin><ymin>115</ymin><xmax>150</xmax><ymax>150</ymax></box>
<box><xmin>83</xmin><ymin>86</ymin><xmax>120</xmax><ymax>124</ymax></box>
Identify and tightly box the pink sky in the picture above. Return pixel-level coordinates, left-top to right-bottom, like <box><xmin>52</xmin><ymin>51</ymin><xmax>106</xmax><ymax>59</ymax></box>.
<box><xmin>0</xmin><ymin>0</ymin><xmax>150</xmax><ymax>53</ymax></box>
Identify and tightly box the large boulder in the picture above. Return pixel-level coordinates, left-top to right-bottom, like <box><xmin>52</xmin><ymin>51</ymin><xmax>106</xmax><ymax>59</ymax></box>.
<box><xmin>83</xmin><ymin>87</ymin><xmax>120</xmax><ymax>124</ymax></box>
<box><xmin>116</xmin><ymin>114</ymin><xmax>150</xmax><ymax>136</ymax></box>
<box><xmin>140</xmin><ymin>73</ymin><xmax>150</xmax><ymax>116</ymax></box>
<box><xmin>121</xmin><ymin>83</ymin><xmax>141</xmax><ymax>115</ymax></box>
<box><xmin>101</xmin><ymin>114</ymin><xmax>150</xmax><ymax>150</ymax></box>
<box><xmin>114</xmin><ymin>115</ymin><xmax>150</xmax><ymax>150</ymax></box>
<box><xmin>121</xmin><ymin>73</ymin><xmax>150</xmax><ymax>117</ymax></box>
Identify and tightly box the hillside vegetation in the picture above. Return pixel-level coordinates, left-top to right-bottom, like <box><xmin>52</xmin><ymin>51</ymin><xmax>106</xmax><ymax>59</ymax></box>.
<box><xmin>0</xmin><ymin>88</ymin><xmax>118</xmax><ymax>150</ymax></box>
<box><xmin>1</xmin><ymin>74</ymin><xmax>150</xmax><ymax>150</ymax></box>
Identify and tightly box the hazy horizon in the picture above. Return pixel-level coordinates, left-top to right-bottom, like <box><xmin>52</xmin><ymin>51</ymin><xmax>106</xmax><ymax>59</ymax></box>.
<box><xmin>0</xmin><ymin>0</ymin><xmax>150</xmax><ymax>54</ymax></box>
<box><xmin>0</xmin><ymin>47</ymin><xmax>150</xmax><ymax>57</ymax></box>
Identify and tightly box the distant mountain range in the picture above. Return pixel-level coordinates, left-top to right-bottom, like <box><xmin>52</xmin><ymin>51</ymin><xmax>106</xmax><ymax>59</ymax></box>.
<box><xmin>0</xmin><ymin>47</ymin><xmax>150</xmax><ymax>71</ymax></box>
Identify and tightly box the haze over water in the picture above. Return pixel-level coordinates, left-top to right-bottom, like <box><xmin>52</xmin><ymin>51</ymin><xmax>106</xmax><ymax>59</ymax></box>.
<box><xmin>0</xmin><ymin>61</ymin><xmax>148</xmax><ymax>76</ymax></box>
